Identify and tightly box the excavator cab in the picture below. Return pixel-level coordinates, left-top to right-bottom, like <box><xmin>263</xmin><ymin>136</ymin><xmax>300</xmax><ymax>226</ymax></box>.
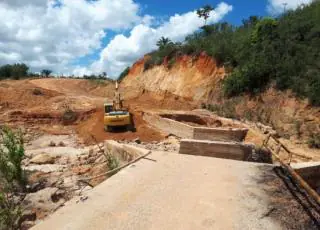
<box><xmin>104</xmin><ymin>103</ymin><xmax>113</xmax><ymax>113</ymax></box>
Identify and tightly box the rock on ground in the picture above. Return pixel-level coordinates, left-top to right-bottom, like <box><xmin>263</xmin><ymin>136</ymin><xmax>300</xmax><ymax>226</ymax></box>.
<box><xmin>23</xmin><ymin>187</ymin><xmax>66</xmax><ymax>219</ymax></box>
<box><xmin>30</xmin><ymin>153</ymin><xmax>55</xmax><ymax>164</ymax></box>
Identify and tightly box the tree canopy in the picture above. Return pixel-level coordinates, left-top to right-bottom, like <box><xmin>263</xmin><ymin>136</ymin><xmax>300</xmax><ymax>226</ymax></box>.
<box><xmin>0</xmin><ymin>63</ymin><xmax>29</xmax><ymax>80</ymax></box>
<box><xmin>156</xmin><ymin>37</ymin><xmax>173</xmax><ymax>50</ymax></box>
<box><xmin>41</xmin><ymin>69</ymin><xmax>52</xmax><ymax>78</ymax></box>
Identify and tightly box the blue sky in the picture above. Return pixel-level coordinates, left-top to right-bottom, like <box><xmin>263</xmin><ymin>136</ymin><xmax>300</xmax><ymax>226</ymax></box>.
<box><xmin>0</xmin><ymin>0</ymin><xmax>311</xmax><ymax>77</ymax></box>
<box><xmin>138</xmin><ymin>0</ymin><xmax>269</xmax><ymax>25</ymax></box>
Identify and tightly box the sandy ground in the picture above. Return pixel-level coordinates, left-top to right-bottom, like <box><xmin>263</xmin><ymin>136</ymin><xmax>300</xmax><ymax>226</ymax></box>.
<box><xmin>0</xmin><ymin>79</ymin><xmax>167</xmax><ymax>144</ymax></box>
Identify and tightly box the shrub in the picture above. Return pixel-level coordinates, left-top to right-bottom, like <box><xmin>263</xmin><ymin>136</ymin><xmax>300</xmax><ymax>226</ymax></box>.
<box><xmin>294</xmin><ymin>120</ymin><xmax>302</xmax><ymax>138</ymax></box>
<box><xmin>308</xmin><ymin>133</ymin><xmax>320</xmax><ymax>149</ymax></box>
<box><xmin>243</xmin><ymin>109</ymin><xmax>254</xmax><ymax>121</ymax></box>
<box><xmin>88</xmin><ymin>79</ymin><xmax>109</xmax><ymax>86</ymax></box>
<box><xmin>32</xmin><ymin>88</ymin><xmax>43</xmax><ymax>96</ymax></box>
<box><xmin>223</xmin><ymin>57</ymin><xmax>272</xmax><ymax>97</ymax></box>
<box><xmin>0</xmin><ymin>126</ymin><xmax>26</xmax><ymax>230</ymax></box>
<box><xmin>104</xmin><ymin>152</ymin><xmax>119</xmax><ymax>171</ymax></box>
<box><xmin>250</xmin><ymin>146</ymin><xmax>273</xmax><ymax>163</ymax></box>
<box><xmin>167</xmin><ymin>58</ymin><xmax>176</xmax><ymax>69</ymax></box>
<box><xmin>62</xmin><ymin>104</ymin><xmax>78</xmax><ymax>124</ymax></box>
<box><xmin>223</xmin><ymin>69</ymin><xmax>248</xmax><ymax>97</ymax></box>
<box><xmin>307</xmin><ymin>74</ymin><xmax>320</xmax><ymax>106</ymax></box>
<box><xmin>207</xmin><ymin>101</ymin><xmax>238</xmax><ymax>119</ymax></box>
<box><xmin>143</xmin><ymin>59</ymin><xmax>155</xmax><ymax>72</ymax></box>
<box><xmin>62</xmin><ymin>109</ymin><xmax>77</xmax><ymax>123</ymax></box>
<box><xmin>0</xmin><ymin>126</ymin><xmax>26</xmax><ymax>189</ymax></box>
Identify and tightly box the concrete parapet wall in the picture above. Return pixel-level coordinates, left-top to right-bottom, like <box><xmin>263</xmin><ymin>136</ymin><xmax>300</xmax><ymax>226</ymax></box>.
<box><xmin>104</xmin><ymin>140</ymin><xmax>149</xmax><ymax>162</ymax></box>
<box><xmin>193</xmin><ymin>127</ymin><xmax>248</xmax><ymax>142</ymax></box>
<box><xmin>143</xmin><ymin>112</ymin><xmax>248</xmax><ymax>142</ymax></box>
<box><xmin>143</xmin><ymin>113</ymin><xmax>194</xmax><ymax>138</ymax></box>
<box><xmin>292</xmin><ymin>162</ymin><xmax>320</xmax><ymax>191</ymax></box>
<box><xmin>179</xmin><ymin>139</ymin><xmax>253</xmax><ymax>161</ymax></box>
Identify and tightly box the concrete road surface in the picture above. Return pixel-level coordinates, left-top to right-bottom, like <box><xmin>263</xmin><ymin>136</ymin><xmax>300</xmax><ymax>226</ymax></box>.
<box><xmin>32</xmin><ymin>152</ymin><xmax>304</xmax><ymax>230</ymax></box>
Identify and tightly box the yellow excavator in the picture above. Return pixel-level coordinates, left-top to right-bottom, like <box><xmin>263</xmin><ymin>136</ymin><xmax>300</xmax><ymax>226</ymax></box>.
<box><xmin>104</xmin><ymin>82</ymin><xmax>134</xmax><ymax>132</ymax></box>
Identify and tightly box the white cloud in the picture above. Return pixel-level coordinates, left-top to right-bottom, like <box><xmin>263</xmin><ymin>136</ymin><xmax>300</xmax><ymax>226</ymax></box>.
<box><xmin>0</xmin><ymin>0</ymin><xmax>143</xmax><ymax>73</ymax></box>
<box><xmin>90</xmin><ymin>2</ymin><xmax>233</xmax><ymax>77</ymax></box>
<box><xmin>0</xmin><ymin>0</ymin><xmax>232</xmax><ymax>77</ymax></box>
<box><xmin>267</xmin><ymin>0</ymin><xmax>313</xmax><ymax>14</ymax></box>
<box><xmin>1</xmin><ymin>0</ymin><xmax>47</xmax><ymax>8</ymax></box>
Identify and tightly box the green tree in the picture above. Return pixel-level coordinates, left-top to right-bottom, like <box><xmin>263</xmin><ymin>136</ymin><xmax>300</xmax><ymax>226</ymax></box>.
<box><xmin>0</xmin><ymin>65</ymin><xmax>12</xmax><ymax>79</ymax></box>
<box><xmin>0</xmin><ymin>64</ymin><xmax>29</xmax><ymax>80</ymax></box>
<box><xmin>156</xmin><ymin>37</ymin><xmax>172</xmax><ymax>50</ymax></box>
<box><xmin>197</xmin><ymin>5</ymin><xmax>214</xmax><ymax>25</ymax></box>
<box><xmin>11</xmin><ymin>64</ymin><xmax>29</xmax><ymax>80</ymax></box>
<box><xmin>41</xmin><ymin>69</ymin><xmax>52</xmax><ymax>78</ymax></box>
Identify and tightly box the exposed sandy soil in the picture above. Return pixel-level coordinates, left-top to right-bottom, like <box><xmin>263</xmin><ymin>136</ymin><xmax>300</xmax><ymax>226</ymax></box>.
<box><xmin>0</xmin><ymin>78</ymin><xmax>192</xmax><ymax>145</ymax></box>
<box><xmin>76</xmin><ymin>108</ymin><xmax>164</xmax><ymax>144</ymax></box>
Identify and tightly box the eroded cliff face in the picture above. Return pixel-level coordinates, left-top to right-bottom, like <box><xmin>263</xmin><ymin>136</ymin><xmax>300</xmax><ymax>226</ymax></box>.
<box><xmin>120</xmin><ymin>53</ymin><xmax>319</xmax><ymax>143</ymax></box>
<box><xmin>220</xmin><ymin>89</ymin><xmax>320</xmax><ymax>142</ymax></box>
<box><xmin>121</xmin><ymin>53</ymin><xmax>225</xmax><ymax>101</ymax></box>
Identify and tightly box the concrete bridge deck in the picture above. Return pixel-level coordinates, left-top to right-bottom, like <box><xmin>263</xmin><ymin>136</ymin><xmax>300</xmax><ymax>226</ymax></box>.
<box><xmin>32</xmin><ymin>152</ymin><xmax>316</xmax><ymax>230</ymax></box>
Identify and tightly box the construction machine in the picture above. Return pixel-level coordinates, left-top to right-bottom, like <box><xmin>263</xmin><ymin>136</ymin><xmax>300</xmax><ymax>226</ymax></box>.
<box><xmin>104</xmin><ymin>82</ymin><xmax>134</xmax><ymax>132</ymax></box>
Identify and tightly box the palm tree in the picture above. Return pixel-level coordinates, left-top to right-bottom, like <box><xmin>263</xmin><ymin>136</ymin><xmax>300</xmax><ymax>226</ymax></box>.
<box><xmin>156</xmin><ymin>37</ymin><xmax>172</xmax><ymax>49</ymax></box>
<box><xmin>197</xmin><ymin>5</ymin><xmax>214</xmax><ymax>25</ymax></box>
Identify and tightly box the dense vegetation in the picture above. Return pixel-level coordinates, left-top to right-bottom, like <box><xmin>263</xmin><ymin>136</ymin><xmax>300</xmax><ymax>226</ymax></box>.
<box><xmin>0</xmin><ymin>64</ymin><xmax>29</xmax><ymax>80</ymax></box>
<box><xmin>0</xmin><ymin>63</ymin><xmax>53</xmax><ymax>80</ymax></box>
<box><xmin>142</xmin><ymin>1</ymin><xmax>320</xmax><ymax>106</ymax></box>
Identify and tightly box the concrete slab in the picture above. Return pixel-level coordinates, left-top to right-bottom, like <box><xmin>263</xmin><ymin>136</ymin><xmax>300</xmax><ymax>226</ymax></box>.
<box><xmin>31</xmin><ymin>152</ymin><xmax>313</xmax><ymax>230</ymax></box>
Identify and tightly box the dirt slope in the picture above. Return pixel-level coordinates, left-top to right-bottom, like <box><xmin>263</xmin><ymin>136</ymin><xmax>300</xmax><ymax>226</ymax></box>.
<box><xmin>121</xmin><ymin>53</ymin><xmax>226</xmax><ymax>101</ymax></box>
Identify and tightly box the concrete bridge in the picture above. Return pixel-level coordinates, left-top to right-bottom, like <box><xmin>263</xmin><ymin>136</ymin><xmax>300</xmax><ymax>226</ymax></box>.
<box><xmin>32</xmin><ymin>151</ymin><xmax>317</xmax><ymax>230</ymax></box>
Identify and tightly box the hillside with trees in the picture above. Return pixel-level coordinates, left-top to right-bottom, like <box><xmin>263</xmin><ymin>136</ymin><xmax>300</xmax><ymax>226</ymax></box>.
<box><xmin>123</xmin><ymin>1</ymin><xmax>319</xmax><ymax>106</ymax></box>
